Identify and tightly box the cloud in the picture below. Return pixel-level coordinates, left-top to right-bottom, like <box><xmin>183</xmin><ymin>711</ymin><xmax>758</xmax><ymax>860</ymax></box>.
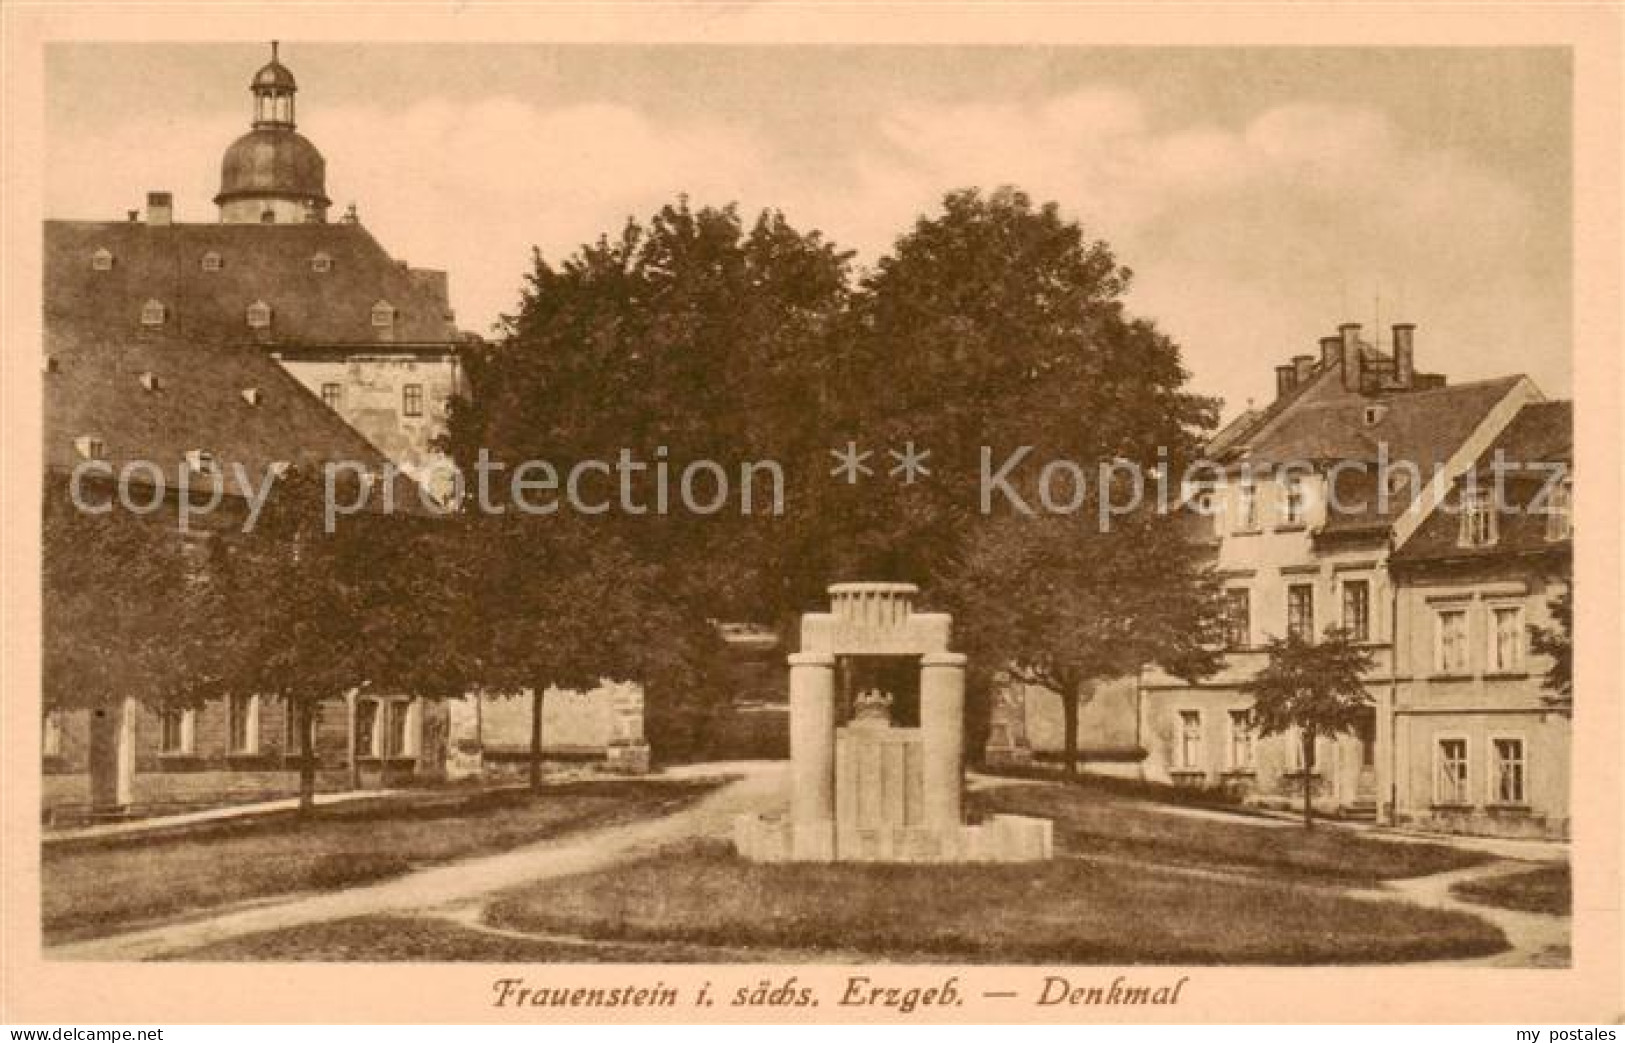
<box><xmin>46</xmin><ymin>85</ymin><xmax>1568</xmax><ymax>417</ymax></box>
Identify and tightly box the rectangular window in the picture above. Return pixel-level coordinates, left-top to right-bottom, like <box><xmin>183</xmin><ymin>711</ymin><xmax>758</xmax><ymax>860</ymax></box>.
<box><xmin>1227</xmin><ymin>709</ymin><xmax>1255</xmax><ymax>770</ymax></box>
<box><xmin>1490</xmin><ymin>606</ymin><xmax>1524</xmax><ymax>673</ymax></box>
<box><xmin>1342</xmin><ymin>579</ymin><xmax>1371</xmax><ymax>642</ymax></box>
<box><xmin>1222</xmin><ymin>588</ymin><xmax>1251</xmax><ymax>648</ymax></box>
<box><xmin>355</xmin><ymin>699</ymin><xmax>379</xmax><ymax>758</ymax></box>
<box><xmin>1492</xmin><ymin>738</ymin><xmax>1526</xmax><ymax>805</ymax></box>
<box><xmin>229</xmin><ymin>693</ymin><xmax>259</xmax><ymax>754</ymax></box>
<box><xmin>1436</xmin><ymin>737</ymin><xmax>1470</xmax><ymax>805</ymax></box>
<box><xmin>1287</xmin><ymin>584</ymin><xmax>1315</xmax><ymax>641</ymax></box>
<box><xmin>1176</xmin><ymin>710</ymin><xmax>1202</xmax><ymax>769</ymax></box>
<box><xmin>1282</xmin><ymin>477</ymin><xmax>1305</xmax><ymax>526</ymax></box>
<box><xmin>1546</xmin><ymin>481</ymin><xmax>1573</xmax><ymax>541</ymax></box>
<box><xmin>1435</xmin><ymin>608</ymin><xmax>1469</xmax><ymax>674</ymax></box>
<box><xmin>1287</xmin><ymin>727</ymin><xmax>1315</xmax><ymax>772</ymax></box>
<box><xmin>385</xmin><ymin>701</ymin><xmax>412</xmax><ymax>758</ymax></box>
<box><xmin>159</xmin><ymin>709</ymin><xmax>194</xmax><ymax>755</ymax></box>
<box><xmin>42</xmin><ymin>711</ymin><xmax>63</xmax><ymax>757</ymax></box>
<box><xmin>1459</xmin><ymin>487</ymin><xmax>1498</xmax><ymax>547</ymax></box>
<box><xmin>321</xmin><ymin>383</ymin><xmax>343</xmax><ymax>410</ymax></box>
<box><xmin>1237</xmin><ymin>484</ymin><xmax>1257</xmax><ymax>532</ymax></box>
<box><xmin>402</xmin><ymin>383</ymin><xmax>424</xmax><ymax>418</ymax></box>
<box><xmin>285</xmin><ymin>701</ymin><xmax>315</xmax><ymax>756</ymax></box>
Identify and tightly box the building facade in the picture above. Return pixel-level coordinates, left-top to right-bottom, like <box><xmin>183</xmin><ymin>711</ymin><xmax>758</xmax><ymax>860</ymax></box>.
<box><xmin>40</xmin><ymin>44</ymin><xmax>471</xmax><ymax>817</ymax></box>
<box><xmin>989</xmin><ymin>321</ymin><xmax>1569</xmax><ymax>838</ymax></box>
<box><xmin>1383</xmin><ymin>402</ymin><xmax>1572</xmax><ymax>838</ymax></box>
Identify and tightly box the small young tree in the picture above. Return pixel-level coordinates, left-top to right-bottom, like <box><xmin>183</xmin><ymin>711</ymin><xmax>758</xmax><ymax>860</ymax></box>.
<box><xmin>940</xmin><ymin>507</ymin><xmax>1224</xmax><ymax>778</ymax></box>
<box><xmin>1243</xmin><ymin>626</ymin><xmax>1375</xmax><ymax>828</ymax></box>
<box><xmin>446</xmin><ymin>513</ymin><xmax>671</xmax><ymax>791</ymax></box>
<box><xmin>213</xmin><ymin>467</ymin><xmax>455</xmax><ymax>813</ymax></box>
<box><xmin>1529</xmin><ymin>585</ymin><xmax>1572</xmax><ymax>705</ymax></box>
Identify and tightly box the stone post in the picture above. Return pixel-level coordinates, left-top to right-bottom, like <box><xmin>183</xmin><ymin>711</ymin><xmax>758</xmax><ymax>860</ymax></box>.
<box><xmin>920</xmin><ymin>651</ymin><xmax>967</xmax><ymax>828</ymax></box>
<box><xmin>788</xmin><ymin>651</ymin><xmax>837</xmax><ymax>833</ymax></box>
<box><xmin>116</xmin><ymin>695</ymin><xmax>138</xmax><ymax>808</ymax></box>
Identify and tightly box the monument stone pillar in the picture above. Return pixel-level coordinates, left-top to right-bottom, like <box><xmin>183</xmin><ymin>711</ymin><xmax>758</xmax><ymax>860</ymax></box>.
<box><xmin>920</xmin><ymin>651</ymin><xmax>966</xmax><ymax>828</ymax></box>
<box><xmin>734</xmin><ymin>583</ymin><xmax>1050</xmax><ymax>863</ymax></box>
<box><xmin>788</xmin><ymin>651</ymin><xmax>836</xmax><ymax>853</ymax></box>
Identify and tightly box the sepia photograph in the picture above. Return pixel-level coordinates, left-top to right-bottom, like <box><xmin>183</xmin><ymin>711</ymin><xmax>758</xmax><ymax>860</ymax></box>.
<box><xmin>1</xmin><ymin>3</ymin><xmax>1620</xmax><ymax>1031</ymax></box>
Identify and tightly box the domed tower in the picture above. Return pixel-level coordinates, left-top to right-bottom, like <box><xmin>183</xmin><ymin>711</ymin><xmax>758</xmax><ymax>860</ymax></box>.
<box><xmin>215</xmin><ymin>42</ymin><xmax>331</xmax><ymax>224</ymax></box>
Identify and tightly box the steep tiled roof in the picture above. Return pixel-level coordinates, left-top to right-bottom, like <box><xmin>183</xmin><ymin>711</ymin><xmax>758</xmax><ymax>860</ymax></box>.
<box><xmin>1393</xmin><ymin>401</ymin><xmax>1573</xmax><ymax>566</ymax></box>
<box><xmin>1242</xmin><ymin>376</ymin><xmax>1521</xmax><ymax>470</ymax></box>
<box><xmin>45</xmin><ymin>220</ymin><xmax>460</xmax><ymax>347</ymax></box>
<box><xmin>44</xmin><ymin>323</ymin><xmax>428</xmax><ymax>513</ymax></box>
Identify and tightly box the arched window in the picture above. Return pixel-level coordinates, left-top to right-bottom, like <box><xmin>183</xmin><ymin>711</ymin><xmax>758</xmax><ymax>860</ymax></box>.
<box><xmin>311</xmin><ymin>252</ymin><xmax>332</xmax><ymax>273</ymax></box>
<box><xmin>140</xmin><ymin>299</ymin><xmax>167</xmax><ymax>327</ymax></box>
<box><xmin>201</xmin><ymin>251</ymin><xmax>223</xmax><ymax>272</ymax></box>
<box><xmin>370</xmin><ymin>300</ymin><xmax>396</xmax><ymax>328</ymax></box>
<box><xmin>246</xmin><ymin>300</ymin><xmax>273</xmax><ymax>329</ymax></box>
<box><xmin>92</xmin><ymin>248</ymin><xmax>114</xmax><ymax>271</ymax></box>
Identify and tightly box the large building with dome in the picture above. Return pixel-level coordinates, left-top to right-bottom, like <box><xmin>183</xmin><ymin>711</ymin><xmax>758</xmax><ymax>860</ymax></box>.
<box><xmin>40</xmin><ymin>44</ymin><xmax>475</xmax><ymax>815</ymax></box>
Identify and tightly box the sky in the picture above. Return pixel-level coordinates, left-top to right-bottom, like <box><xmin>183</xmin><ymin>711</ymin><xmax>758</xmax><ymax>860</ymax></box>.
<box><xmin>45</xmin><ymin>44</ymin><xmax>1572</xmax><ymax>420</ymax></box>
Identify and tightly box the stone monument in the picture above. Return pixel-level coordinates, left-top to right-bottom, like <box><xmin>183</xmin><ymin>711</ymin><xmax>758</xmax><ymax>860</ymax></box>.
<box><xmin>734</xmin><ymin>582</ymin><xmax>1053</xmax><ymax>863</ymax></box>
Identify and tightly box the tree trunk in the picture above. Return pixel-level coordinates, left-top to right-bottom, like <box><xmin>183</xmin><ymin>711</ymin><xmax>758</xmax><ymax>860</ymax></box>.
<box><xmin>1301</xmin><ymin>729</ymin><xmax>1315</xmax><ymax>829</ymax></box>
<box><xmin>528</xmin><ymin>687</ymin><xmax>547</xmax><ymax>793</ymax></box>
<box><xmin>1061</xmin><ymin>684</ymin><xmax>1080</xmax><ymax>779</ymax></box>
<box><xmin>298</xmin><ymin>698</ymin><xmax>316</xmax><ymax>815</ymax></box>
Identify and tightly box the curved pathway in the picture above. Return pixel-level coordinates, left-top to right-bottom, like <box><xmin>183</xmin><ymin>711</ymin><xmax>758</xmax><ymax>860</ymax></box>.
<box><xmin>48</xmin><ymin>762</ymin><xmax>787</xmax><ymax>963</ymax></box>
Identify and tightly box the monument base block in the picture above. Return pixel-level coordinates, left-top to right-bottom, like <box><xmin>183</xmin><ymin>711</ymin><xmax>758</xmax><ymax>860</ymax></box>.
<box><xmin>733</xmin><ymin>813</ymin><xmax>1053</xmax><ymax>864</ymax></box>
<box><xmin>604</xmin><ymin>743</ymin><xmax>651</xmax><ymax>774</ymax></box>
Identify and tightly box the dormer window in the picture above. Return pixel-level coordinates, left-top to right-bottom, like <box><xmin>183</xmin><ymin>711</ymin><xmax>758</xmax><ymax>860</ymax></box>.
<box><xmin>371</xmin><ymin>300</ymin><xmax>396</xmax><ymax>328</ymax></box>
<box><xmin>311</xmin><ymin>252</ymin><xmax>332</xmax><ymax>273</ymax></box>
<box><xmin>139</xmin><ymin>371</ymin><xmax>161</xmax><ymax>392</ymax></box>
<box><xmin>1282</xmin><ymin>477</ymin><xmax>1306</xmax><ymax>527</ymax></box>
<box><xmin>74</xmin><ymin>435</ymin><xmax>105</xmax><ymax>460</ymax></box>
<box><xmin>1363</xmin><ymin>404</ymin><xmax>1388</xmax><ymax>427</ymax></box>
<box><xmin>140</xmin><ymin>300</ymin><xmax>167</xmax><ymax>327</ymax></box>
<box><xmin>1236</xmin><ymin>482</ymin><xmax>1258</xmax><ymax>532</ymax></box>
<box><xmin>185</xmin><ymin>449</ymin><xmax>218</xmax><ymax>475</ymax></box>
<box><xmin>241</xmin><ymin>387</ymin><xmax>263</xmax><ymax>406</ymax></box>
<box><xmin>92</xmin><ymin>248</ymin><xmax>114</xmax><ymax>271</ymax></box>
<box><xmin>1545</xmin><ymin>480</ymin><xmax>1573</xmax><ymax>542</ymax></box>
<box><xmin>201</xmin><ymin>251</ymin><xmax>223</xmax><ymax>272</ymax></box>
<box><xmin>1459</xmin><ymin>486</ymin><xmax>1497</xmax><ymax>547</ymax></box>
<box><xmin>43</xmin><ymin>355</ymin><xmax>59</xmax><ymax>375</ymax></box>
<box><xmin>246</xmin><ymin>300</ymin><xmax>272</xmax><ymax>329</ymax></box>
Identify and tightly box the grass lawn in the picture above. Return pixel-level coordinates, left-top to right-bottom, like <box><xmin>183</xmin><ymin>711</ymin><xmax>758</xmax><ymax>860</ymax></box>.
<box><xmin>162</xmin><ymin>915</ymin><xmax>766</xmax><ymax>962</ymax></box>
<box><xmin>974</xmin><ymin>782</ymin><xmax>1487</xmax><ymax>885</ymax></box>
<box><xmin>1451</xmin><ymin>862</ymin><xmax>1571</xmax><ymax>915</ymax></box>
<box><xmin>483</xmin><ymin>839</ymin><xmax>1507</xmax><ymax>964</ymax></box>
<box><xmin>42</xmin><ymin>778</ymin><xmax>722</xmax><ymax>944</ymax></box>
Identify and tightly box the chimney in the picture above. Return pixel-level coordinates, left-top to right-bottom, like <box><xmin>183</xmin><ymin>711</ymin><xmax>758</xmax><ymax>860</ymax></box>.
<box><xmin>126</xmin><ymin>210</ymin><xmax>139</xmax><ymax>223</ymax></box>
<box><xmin>1320</xmin><ymin>335</ymin><xmax>1343</xmax><ymax>368</ymax></box>
<box><xmin>1339</xmin><ymin>323</ymin><xmax>1364</xmax><ymax>392</ymax></box>
<box><xmin>1275</xmin><ymin>364</ymin><xmax>1297</xmax><ymax>398</ymax></box>
<box><xmin>1392</xmin><ymin>323</ymin><xmax>1416</xmax><ymax>388</ymax></box>
<box><xmin>1292</xmin><ymin>354</ymin><xmax>1315</xmax><ymax>383</ymax></box>
<box><xmin>146</xmin><ymin>191</ymin><xmax>173</xmax><ymax>227</ymax></box>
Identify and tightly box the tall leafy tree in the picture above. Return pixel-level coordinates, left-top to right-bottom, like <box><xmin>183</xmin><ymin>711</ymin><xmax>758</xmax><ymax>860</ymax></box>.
<box><xmin>842</xmin><ymin>187</ymin><xmax>1220</xmax><ymax>754</ymax></box>
<box><xmin>1243</xmin><ymin>627</ymin><xmax>1375</xmax><ymax>827</ymax></box>
<box><xmin>444</xmin><ymin>199</ymin><xmax>854</xmax><ymax>629</ymax></box>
